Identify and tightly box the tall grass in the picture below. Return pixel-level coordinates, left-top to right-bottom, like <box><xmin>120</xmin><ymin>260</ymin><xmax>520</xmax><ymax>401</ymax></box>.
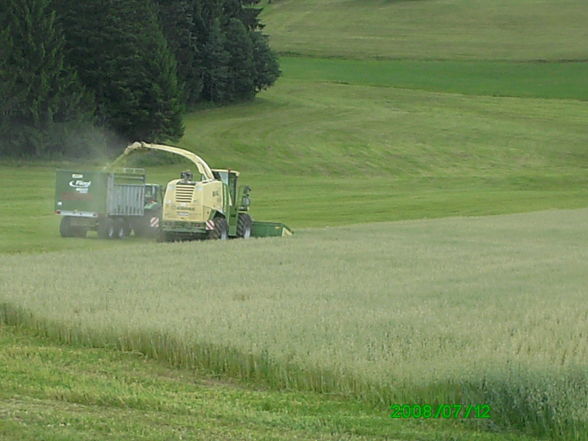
<box><xmin>1</xmin><ymin>208</ymin><xmax>587</xmax><ymax>439</ymax></box>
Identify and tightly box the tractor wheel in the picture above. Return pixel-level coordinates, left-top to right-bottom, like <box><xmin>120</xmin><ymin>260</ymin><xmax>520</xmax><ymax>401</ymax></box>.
<box><xmin>59</xmin><ymin>216</ymin><xmax>74</xmax><ymax>237</ymax></box>
<box><xmin>208</xmin><ymin>217</ymin><xmax>228</xmax><ymax>240</ymax></box>
<box><xmin>236</xmin><ymin>213</ymin><xmax>252</xmax><ymax>239</ymax></box>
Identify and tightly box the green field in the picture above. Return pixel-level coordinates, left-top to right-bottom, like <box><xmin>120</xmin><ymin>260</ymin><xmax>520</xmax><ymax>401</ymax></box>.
<box><xmin>281</xmin><ymin>57</ymin><xmax>588</xmax><ymax>101</ymax></box>
<box><xmin>260</xmin><ymin>0</ymin><xmax>588</xmax><ymax>61</ymax></box>
<box><xmin>2</xmin><ymin>0</ymin><xmax>588</xmax><ymax>440</ymax></box>
<box><xmin>2</xmin><ymin>210</ymin><xmax>588</xmax><ymax>439</ymax></box>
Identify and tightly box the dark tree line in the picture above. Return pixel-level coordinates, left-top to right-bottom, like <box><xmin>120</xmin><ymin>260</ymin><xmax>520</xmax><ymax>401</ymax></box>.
<box><xmin>0</xmin><ymin>0</ymin><xmax>280</xmax><ymax>157</ymax></box>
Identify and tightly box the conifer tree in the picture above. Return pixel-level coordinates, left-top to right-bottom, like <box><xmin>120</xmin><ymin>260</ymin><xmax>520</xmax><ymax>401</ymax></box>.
<box><xmin>0</xmin><ymin>0</ymin><xmax>93</xmax><ymax>156</ymax></box>
<box><xmin>223</xmin><ymin>0</ymin><xmax>263</xmax><ymax>31</ymax></box>
<box><xmin>224</xmin><ymin>18</ymin><xmax>255</xmax><ymax>100</ymax></box>
<box><xmin>250</xmin><ymin>30</ymin><xmax>281</xmax><ymax>93</ymax></box>
<box><xmin>202</xmin><ymin>18</ymin><xmax>231</xmax><ymax>102</ymax></box>
<box><xmin>155</xmin><ymin>0</ymin><xmax>203</xmax><ymax>106</ymax></box>
<box><xmin>54</xmin><ymin>0</ymin><xmax>184</xmax><ymax>143</ymax></box>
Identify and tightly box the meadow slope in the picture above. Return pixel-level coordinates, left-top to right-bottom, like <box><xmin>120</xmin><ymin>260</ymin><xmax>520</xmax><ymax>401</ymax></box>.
<box><xmin>261</xmin><ymin>0</ymin><xmax>588</xmax><ymax>61</ymax></box>
<box><xmin>4</xmin><ymin>70</ymin><xmax>588</xmax><ymax>254</ymax></box>
<box><xmin>1</xmin><ymin>209</ymin><xmax>587</xmax><ymax>439</ymax></box>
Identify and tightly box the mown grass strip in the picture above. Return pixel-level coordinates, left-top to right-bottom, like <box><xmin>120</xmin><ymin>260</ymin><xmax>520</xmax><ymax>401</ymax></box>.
<box><xmin>281</xmin><ymin>57</ymin><xmax>588</xmax><ymax>101</ymax></box>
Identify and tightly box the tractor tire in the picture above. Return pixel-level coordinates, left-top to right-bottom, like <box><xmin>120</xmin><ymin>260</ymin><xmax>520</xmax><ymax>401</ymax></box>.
<box><xmin>236</xmin><ymin>213</ymin><xmax>252</xmax><ymax>239</ymax></box>
<box><xmin>208</xmin><ymin>217</ymin><xmax>228</xmax><ymax>240</ymax></box>
<box><xmin>59</xmin><ymin>216</ymin><xmax>74</xmax><ymax>237</ymax></box>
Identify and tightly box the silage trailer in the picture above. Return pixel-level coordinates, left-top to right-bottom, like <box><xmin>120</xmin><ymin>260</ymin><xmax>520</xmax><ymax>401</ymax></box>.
<box><xmin>55</xmin><ymin>168</ymin><xmax>162</xmax><ymax>239</ymax></box>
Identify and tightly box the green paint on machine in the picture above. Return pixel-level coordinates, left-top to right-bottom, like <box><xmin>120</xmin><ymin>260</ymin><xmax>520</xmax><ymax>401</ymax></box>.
<box><xmin>251</xmin><ymin>221</ymin><xmax>293</xmax><ymax>238</ymax></box>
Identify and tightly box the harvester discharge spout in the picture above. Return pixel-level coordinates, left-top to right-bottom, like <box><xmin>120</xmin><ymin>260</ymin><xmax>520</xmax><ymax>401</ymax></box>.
<box><xmin>108</xmin><ymin>141</ymin><xmax>215</xmax><ymax>181</ymax></box>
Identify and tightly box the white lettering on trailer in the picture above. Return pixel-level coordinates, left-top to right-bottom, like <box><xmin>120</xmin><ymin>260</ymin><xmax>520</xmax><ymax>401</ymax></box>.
<box><xmin>69</xmin><ymin>180</ymin><xmax>92</xmax><ymax>194</ymax></box>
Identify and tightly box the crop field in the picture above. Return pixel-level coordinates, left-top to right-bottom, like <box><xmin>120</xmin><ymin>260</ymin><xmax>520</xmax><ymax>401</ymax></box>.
<box><xmin>1</xmin><ymin>209</ymin><xmax>587</xmax><ymax>439</ymax></box>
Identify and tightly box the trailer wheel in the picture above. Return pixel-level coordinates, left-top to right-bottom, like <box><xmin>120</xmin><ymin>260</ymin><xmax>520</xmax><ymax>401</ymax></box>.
<box><xmin>122</xmin><ymin>219</ymin><xmax>132</xmax><ymax>237</ymax></box>
<box><xmin>208</xmin><ymin>217</ymin><xmax>228</xmax><ymax>240</ymax></box>
<box><xmin>237</xmin><ymin>213</ymin><xmax>252</xmax><ymax>239</ymax></box>
<box><xmin>59</xmin><ymin>216</ymin><xmax>74</xmax><ymax>237</ymax></box>
<box><xmin>97</xmin><ymin>218</ymin><xmax>109</xmax><ymax>239</ymax></box>
<box><xmin>98</xmin><ymin>218</ymin><xmax>117</xmax><ymax>239</ymax></box>
<box><xmin>114</xmin><ymin>218</ymin><xmax>126</xmax><ymax>240</ymax></box>
<box><xmin>74</xmin><ymin>228</ymin><xmax>87</xmax><ymax>238</ymax></box>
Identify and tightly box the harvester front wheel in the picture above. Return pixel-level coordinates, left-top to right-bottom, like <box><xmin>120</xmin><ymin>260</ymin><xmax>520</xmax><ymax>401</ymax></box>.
<box><xmin>237</xmin><ymin>213</ymin><xmax>252</xmax><ymax>239</ymax></box>
<box><xmin>208</xmin><ymin>217</ymin><xmax>228</xmax><ymax>240</ymax></box>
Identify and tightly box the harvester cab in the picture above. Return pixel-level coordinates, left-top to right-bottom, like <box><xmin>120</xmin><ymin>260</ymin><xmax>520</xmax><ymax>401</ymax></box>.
<box><xmin>180</xmin><ymin>170</ymin><xmax>194</xmax><ymax>183</ymax></box>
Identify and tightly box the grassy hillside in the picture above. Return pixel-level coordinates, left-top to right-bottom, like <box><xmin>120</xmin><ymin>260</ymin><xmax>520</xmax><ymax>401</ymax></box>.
<box><xmin>280</xmin><ymin>57</ymin><xmax>588</xmax><ymax>101</ymax></box>
<box><xmin>260</xmin><ymin>0</ymin><xmax>588</xmax><ymax>60</ymax></box>
<box><xmin>2</xmin><ymin>209</ymin><xmax>587</xmax><ymax>440</ymax></box>
<box><xmin>182</xmin><ymin>78</ymin><xmax>588</xmax><ymax>176</ymax></box>
<box><xmin>2</xmin><ymin>56</ymin><xmax>588</xmax><ymax>254</ymax></box>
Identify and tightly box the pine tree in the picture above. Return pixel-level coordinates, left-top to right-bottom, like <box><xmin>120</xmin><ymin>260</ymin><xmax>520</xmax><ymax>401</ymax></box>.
<box><xmin>224</xmin><ymin>18</ymin><xmax>255</xmax><ymax>100</ymax></box>
<box><xmin>155</xmin><ymin>0</ymin><xmax>203</xmax><ymax>106</ymax></box>
<box><xmin>250</xmin><ymin>30</ymin><xmax>281</xmax><ymax>93</ymax></box>
<box><xmin>202</xmin><ymin>18</ymin><xmax>230</xmax><ymax>102</ymax></box>
<box><xmin>0</xmin><ymin>0</ymin><xmax>94</xmax><ymax>156</ymax></box>
<box><xmin>54</xmin><ymin>0</ymin><xmax>184</xmax><ymax>144</ymax></box>
<box><xmin>223</xmin><ymin>0</ymin><xmax>263</xmax><ymax>31</ymax></box>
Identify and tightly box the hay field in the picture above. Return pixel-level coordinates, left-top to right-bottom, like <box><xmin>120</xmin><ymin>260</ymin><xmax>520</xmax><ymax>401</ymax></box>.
<box><xmin>261</xmin><ymin>0</ymin><xmax>588</xmax><ymax>61</ymax></box>
<box><xmin>1</xmin><ymin>208</ymin><xmax>587</xmax><ymax>439</ymax></box>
